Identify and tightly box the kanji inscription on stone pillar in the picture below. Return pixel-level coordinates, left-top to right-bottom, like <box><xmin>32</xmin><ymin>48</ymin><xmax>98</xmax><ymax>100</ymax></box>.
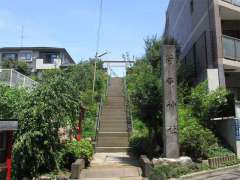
<box><xmin>162</xmin><ymin>45</ymin><xmax>180</xmax><ymax>158</ymax></box>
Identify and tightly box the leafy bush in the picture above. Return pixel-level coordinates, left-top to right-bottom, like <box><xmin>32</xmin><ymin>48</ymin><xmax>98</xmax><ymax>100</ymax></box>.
<box><xmin>1</xmin><ymin>60</ymin><xmax>31</xmax><ymax>76</ymax></box>
<box><xmin>0</xmin><ymin>84</ymin><xmax>28</xmax><ymax>119</ymax></box>
<box><xmin>129</xmin><ymin>119</ymin><xmax>161</xmax><ymax>158</ymax></box>
<box><xmin>12</xmin><ymin>131</ymin><xmax>61</xmax><ymax>179</ymax></box>
<box><xmin>188</xmin><ymin>81</ymin><xmax>234</xmax><ymax>127</ymax></box>
<box><xmin>179</xmin><ymin>106</ymin><xmax>218</xmax><ymax>160</ymax></box>
<box><xmin>62</xmin><ymin>140</ymin><xmax>94</xmax><ymax>169</ymax></box>
<box><xmin>129</xmin><ymin>134</ymin><xmax>160</xmax><ymax>158</ymax></box>
<box><xmin>150</xmin><ymin>164</ymin><xmax>194</xmax><ymax>180</ymax></box>
<box><xmin>207</xmin><ymin>145</ymin><xmax>234</xmax><ymax>158</ymax></box>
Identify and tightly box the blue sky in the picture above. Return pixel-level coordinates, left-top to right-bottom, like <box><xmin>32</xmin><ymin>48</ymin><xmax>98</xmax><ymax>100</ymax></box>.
<box><xmin>0</xmin><ymin>0</ymin><xmax>169</xmax><ymax>63</ymax></box>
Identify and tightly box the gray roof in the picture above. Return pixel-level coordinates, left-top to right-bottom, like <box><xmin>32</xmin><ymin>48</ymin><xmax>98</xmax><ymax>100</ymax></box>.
<box><xmin>0</xmin><ymin>47</ymin><xmax>75</xmax><ymax>64</ymax></box>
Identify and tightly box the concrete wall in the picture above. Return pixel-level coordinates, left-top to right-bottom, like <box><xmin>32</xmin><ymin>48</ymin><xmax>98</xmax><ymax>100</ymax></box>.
<box><xmin>165</xmin><ymin>0</ymin><xmax>224</xmax><ymax>85</ymax></box>
<box><xmin>216</xmin><ymin>119</ymin><xmax>237</xmax><ymax>153</ymax></box>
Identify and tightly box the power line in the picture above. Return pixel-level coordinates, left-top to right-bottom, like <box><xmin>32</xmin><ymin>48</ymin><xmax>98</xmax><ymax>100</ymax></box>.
<box><xmin>96</xmin><ymin>0</ymin><xmax>103</xmax><ymax>55</ymax></box>
<box><xmin>92</xmin><ymin>0</ymin><xmax>104</xmax><ymax>101</ymax></box>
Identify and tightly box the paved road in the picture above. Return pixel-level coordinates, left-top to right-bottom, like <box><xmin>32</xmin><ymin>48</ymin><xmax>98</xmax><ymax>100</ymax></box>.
<box><xmin>190</xmin><ymin>168</ymin><xmax>240</xmax><ymax>180</ymax></box>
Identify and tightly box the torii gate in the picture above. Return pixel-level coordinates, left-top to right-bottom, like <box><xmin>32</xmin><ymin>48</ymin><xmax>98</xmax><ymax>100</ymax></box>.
<box><xmin>101</xmin><ymin>60</ymin><xmax>135</xmax><ymax>77</ymax></box>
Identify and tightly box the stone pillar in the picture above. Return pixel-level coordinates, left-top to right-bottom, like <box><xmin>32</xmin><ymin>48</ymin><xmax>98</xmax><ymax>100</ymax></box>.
<box><xmin>162</xmin><ymin>45</ymin><xmax>180</xmax><ymax>158</ymax></box>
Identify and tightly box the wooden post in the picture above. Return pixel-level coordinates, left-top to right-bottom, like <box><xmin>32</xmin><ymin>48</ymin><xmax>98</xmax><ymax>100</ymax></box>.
<box><xmin>162</xmin><ymin>45</ymin><xmax>180</xmax><ymax>158</ymax></box>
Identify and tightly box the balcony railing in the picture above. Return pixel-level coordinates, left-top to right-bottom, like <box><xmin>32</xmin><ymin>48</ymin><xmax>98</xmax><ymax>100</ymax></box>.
<box><xmin>223</xmin><ymin>0</ymin><xmax>240</xmax><ymax>7</ymax></box>
<box><xmin>223</xmin><ymin>35</ymin><xmax>240</xmax><ymax>61</ymax></box>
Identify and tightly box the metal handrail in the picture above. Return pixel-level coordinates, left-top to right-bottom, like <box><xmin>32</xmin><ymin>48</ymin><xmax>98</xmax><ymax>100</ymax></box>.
<box><xmin>94</xmin><ymin>75</ymin><xmax>110</xmax><ymax>146</ymax></box>
<box><xmin>123</xmin><ymin>77</ymin><xmax>133</xmax><ymax>138</ymax></box>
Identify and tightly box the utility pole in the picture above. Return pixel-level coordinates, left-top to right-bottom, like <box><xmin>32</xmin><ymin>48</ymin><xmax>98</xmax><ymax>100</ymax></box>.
<box><xmin>92</xmin><ymin>52</ymin><xmax>98</xmax><ymax>102</ymax></box>
<box><xmin>92</xmin><ymin>51</ymin><xmax>110</xmax><ymax>101</ymax></box>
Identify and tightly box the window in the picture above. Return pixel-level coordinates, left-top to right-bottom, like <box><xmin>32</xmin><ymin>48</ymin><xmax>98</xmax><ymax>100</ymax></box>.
<box><xmin>19</xmin><ymin>52</ymin><xmax>32</xmax><ymax>61</ymax></box>
<box><xmin>0</xmin><ymin>132</ymin><xmax>6</xmax><ymax>150</ymax></box>
<box><xmin>1</xmin><ymin>53</ymin><xmax>17</xmax><ymax>61</ymax></box>
<box><xmin>190</xmin><ymin>0</ymin><xmax>194</xmax><ymax>15</ymax></box>
<box><xmin>40</xmin><ymin>52</ymin><xmax>58</xmax><ymax>64</ymax></box>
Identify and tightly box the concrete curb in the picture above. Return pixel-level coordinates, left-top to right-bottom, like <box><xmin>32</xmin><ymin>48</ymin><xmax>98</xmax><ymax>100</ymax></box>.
<box><xmin>170</xmin><ymin>164</ymin><xmax>240</xmax><ymax>180</ymax></box>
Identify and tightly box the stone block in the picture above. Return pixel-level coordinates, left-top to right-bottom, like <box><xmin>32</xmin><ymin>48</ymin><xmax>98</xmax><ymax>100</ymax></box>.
<box><xmin>152</xmin><ymin>156</ymin><xmax>193</xmax><ymax>167</ymax></box>
<box><xmin>56</xmin><ymin>176</ymin><xmax>69</xmax><ymax>180</ymax></box>
<box><xmin>71</xmin><ymin>159</ymin><xmax>85</xmax><ymax>179</ymax></box>
<box><xmin>139</xmin><ymin>155</ymin><xmax>153</xmax><ymax>177</ymax></box>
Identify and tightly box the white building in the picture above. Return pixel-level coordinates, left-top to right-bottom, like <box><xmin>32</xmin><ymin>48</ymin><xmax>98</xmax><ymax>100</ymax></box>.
<box><xmin>0</xmin><ymin>47</ymin><xmax>75</xmax><ymax>76</ymax></box>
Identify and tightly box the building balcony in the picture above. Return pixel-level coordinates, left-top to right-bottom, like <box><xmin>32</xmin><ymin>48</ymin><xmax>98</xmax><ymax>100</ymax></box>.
<box><xmin>223</xmin><ymin>35</ymin><xmax>240</xmax><ymax>71</ymax></box>
<box><xmin>220</xmin><ymin>0</ymin><xmax>240</xmax><ymax>20</ymax></box>
<box><xmin>223</xmin><ymin>0</ymin><xmax>240</xmax><ymax>7</ymax></box>
<box><xmin>223</xmin><ymin>35</ymin><xmax>240</xmax><ymax>60</ymax></box>
<box><xmin>35</xmin><ymin>58</ymin><xmax>62</xmax><ymax>70</ymax></box>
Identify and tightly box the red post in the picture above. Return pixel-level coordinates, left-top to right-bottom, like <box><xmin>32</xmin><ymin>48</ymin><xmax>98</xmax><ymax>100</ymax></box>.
<box><xmin>6</xmin><ymin>131</ymin><xmax>13</xmax><ymax>180</ymax></box>
<box><xmin>76</xmin><ymin>106</ymin><xmax>85</xmax><ymax>142</ymax></box>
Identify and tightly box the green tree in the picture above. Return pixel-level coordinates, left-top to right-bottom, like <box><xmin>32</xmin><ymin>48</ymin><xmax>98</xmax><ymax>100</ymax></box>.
<box><xmin>1</xmin><ymin>60</ymin><xmax>31</xmax><ymax>76</ymax></box>
<box><xmin>127</xmin><ymin>36</ymin><xmax>164</xmax><ymax>148</ymax></box>
<box><xmin>11</xmin><ymin>61</ymin><xmax>107</xmax><ymax>178</ymax></box>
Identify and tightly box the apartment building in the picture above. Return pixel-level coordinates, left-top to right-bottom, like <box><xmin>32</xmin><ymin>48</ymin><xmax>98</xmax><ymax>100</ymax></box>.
<box><xmin>0</xmin><ymin>47</ymin><xmax>75</xmax><ymax>76</ymax></box>
<box><xmin>165</xmin><ymin>0</ymin><xmax>240</xmax><ymax>156</ymax></box>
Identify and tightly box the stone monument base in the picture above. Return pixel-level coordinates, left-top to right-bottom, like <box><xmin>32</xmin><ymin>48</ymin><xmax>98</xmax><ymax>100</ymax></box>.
<box><xmin>152</xmin><ymin>156</ymin><xmax>193</xmax><ymax>167</ymax></box>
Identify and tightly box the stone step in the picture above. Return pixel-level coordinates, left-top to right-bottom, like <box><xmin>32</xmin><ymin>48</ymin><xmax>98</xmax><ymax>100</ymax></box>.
<box><xmin>105</xmin><ymin>102</ymin><xmax>124</xmax><ymax>105</ymax></box>
<box><xmin>101</xmin><ymin>117</ymin><xmax>126</xmax><ymax>120</ymax></box>
<box><xmin>98</xmin><ymin>132</ymin><xmax>128</xmax><ymax>137</ymax></box>
<box><xmin>106</xmin><ymin>101</ymin><xmax>124</xmax><ymax>104</ymax></box>
<box><xmin>100</xmin><ymin>116</ymin><xmax>127</xmax><ymax>123</ymax></box>
<box><xmin>101</xmin><ymin>113</ymin><xmax>126</xmax><ymax>117</ymax></box>
<box><xmin>100</xmin><ymin>124</ymin><xmax>127</xmax><ymax>128</ymax></box>
<box><xmin>100</xmin><ymin>128</ymin><xmax>128</xmax><ymax>132</ymax></box>
<box><xmin>95</xmin><ymin>147</ymin><xmax>130</xmax><ymax>153</ymax></box>
<box><xmin>107</xmin><ymin>97</ymin><xmax>124</xmax><ymax>99</ymax></box>
<box><xmin>100</xmin><ymin>115</ymin><xmax>126</xmax><ymax>120</ymax></box>
<box><xmin>102</xmin><ymin>110</ymin><xmax>126</xmax><ymax>114</ymax></box>
<box><xmin>103</xmin><ymin>106</ymin><xmax>125</xmax><ymax>109</ymax></box>
<box><xmin>100</xmin><ymin>125</ymin><xmax>127</xmax><ymax>129</ymax></box>
<box><xmin>101</xmin><ymin>121</ymin><xmax>127</xmax><ymax>125</ymax></box>
<box><xmin>97</xmin><ymin>138</ymin><xmax>129</xmax><ymax>147</ymax></box>
<box><xmin>102</xmin><ymin>109</ymin><xmax>125</xmax><ymax>113</ymax></box>
<box><xmin>80</xmin><ymin>166</ymin><xmax>141</xmax><ymax>179</ymax></box>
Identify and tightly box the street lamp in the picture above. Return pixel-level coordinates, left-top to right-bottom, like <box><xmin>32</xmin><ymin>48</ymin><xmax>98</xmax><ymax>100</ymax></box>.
<box><xmin>92</xmin><ymin>50</ymin><xmax>110</xmax><ymax>101</ymax></box>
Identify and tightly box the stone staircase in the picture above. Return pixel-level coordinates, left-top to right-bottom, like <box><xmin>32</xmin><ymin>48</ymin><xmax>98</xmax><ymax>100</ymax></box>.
<box><xmin>80</xmin><ymin>78</ymin><xmax>142</xmax><ymax>180</ymax></box>
<box><xmin>96</xmin><ymin>77</ymin><xmax>130</xmax><ymax>153</ymax></box>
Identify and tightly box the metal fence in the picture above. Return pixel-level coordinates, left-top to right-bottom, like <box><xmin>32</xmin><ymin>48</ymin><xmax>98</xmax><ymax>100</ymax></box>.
<box><xmin>223</xmin><ymin>0</ymin><xmax>240</xmax><ymax>6</ymax></box>
<box><xmin>0</xmin><ymin>69</ymin><xmax>38</xmax><ymax>90</ymax></box>
<box><xmin>223</xmin><ymin>35</ymin><xmax>240</xmax><ymax>61</ymax></box>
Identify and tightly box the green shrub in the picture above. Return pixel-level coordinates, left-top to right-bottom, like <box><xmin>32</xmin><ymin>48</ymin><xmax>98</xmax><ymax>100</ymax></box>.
<box><xmin>189</xmin><ymin>81</ymin><xmax>234</xmax><ymax>127</ymax></box>
<box><xmin>129</xmin><ymin>134</ymin><xmax>160</xmax><ymax>158</ymax></box>
<box><xmin>207</xmin><ymin>145</ymin><xmax>234</xmax><ymax>158</ymax></box>
<box><xmin>62</xmin><ymin>140</ymin><xmax>94</xmax><ymax>169</ymax></box>
<box><xmin>12</xmin><ymin>131</ymin><xmax>60</xmax><ymax>179</ymax></box>
<box><xmin>179</xmin><ymin>106</ymin><xmax>218</xmax><ymax>160</ymax></box>
<box><xmin>150</xmin><ymin>164</ymin><xmax>193</xmax><ymax>180</ymax></box>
